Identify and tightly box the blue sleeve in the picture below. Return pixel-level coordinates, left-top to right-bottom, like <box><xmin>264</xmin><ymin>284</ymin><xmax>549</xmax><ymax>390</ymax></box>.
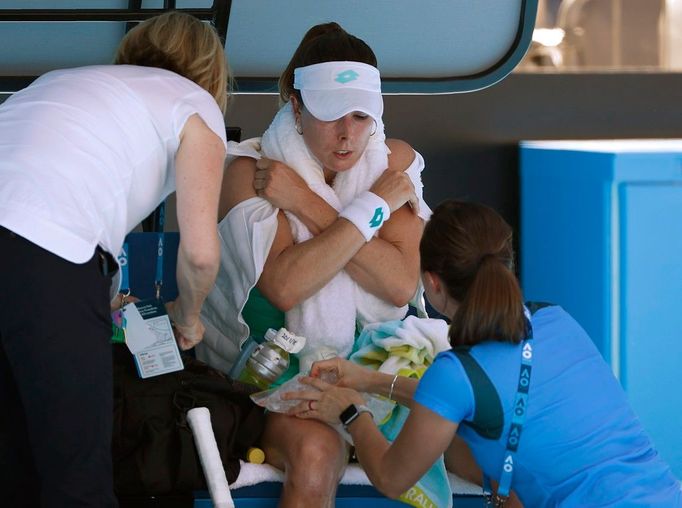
<box><xmin>413</xmin><ymin>351</ymin><xmax>475</xmax><ymax>424</ymax></box>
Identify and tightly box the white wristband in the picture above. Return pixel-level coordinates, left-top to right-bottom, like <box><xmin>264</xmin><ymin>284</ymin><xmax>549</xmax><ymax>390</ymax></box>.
<box><xmin>339</xmin><ymin>191</ymin><xmax>391</xmax><ymax>242</ymax></box>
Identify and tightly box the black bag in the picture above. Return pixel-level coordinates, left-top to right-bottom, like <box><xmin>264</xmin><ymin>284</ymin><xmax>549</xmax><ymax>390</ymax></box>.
<box><xmin>112</xmin><ymin>344</ymin><xmax>266</xmax><ymax>497</ymax></box>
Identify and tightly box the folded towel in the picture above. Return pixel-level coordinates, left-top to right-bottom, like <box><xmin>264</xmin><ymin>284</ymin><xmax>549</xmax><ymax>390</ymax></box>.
<box><xmin>351</xmin><ymin>316</ymin><xmax>451</xmax><ymax>377</ymax></box>
<box><xmin>230</xmin><ymin>461</ymin><xmax>483</xmax><ymax>496</ymax></box>
<box><xmin>350</xmin><ymin>315</ymin><xmax>453</xmax><ymax>508</ymax></box>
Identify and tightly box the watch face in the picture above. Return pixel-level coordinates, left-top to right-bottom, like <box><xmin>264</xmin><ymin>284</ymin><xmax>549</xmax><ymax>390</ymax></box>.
<box><xmin>339</xmin><ymin>404</ymin><xmax>358</xmax><ymax>425</ymax></box>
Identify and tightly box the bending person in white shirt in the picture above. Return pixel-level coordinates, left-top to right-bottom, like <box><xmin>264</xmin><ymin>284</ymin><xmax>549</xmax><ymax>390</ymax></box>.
<box><xmin>0</xmin><ymin>12</ymin><xmax>229</xmax><ymax>507</ymax></box>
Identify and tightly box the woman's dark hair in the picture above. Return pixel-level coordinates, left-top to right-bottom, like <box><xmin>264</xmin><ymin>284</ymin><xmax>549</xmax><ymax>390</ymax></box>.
<box><xmin>420</xmin><ymin>200</ymin><xmax>526</xmax><ymax>347</ymax></box>
<box><xmin>278</xmin><ymin>22</ymin><xmax>377</xmax><ymax>104</ymax></box>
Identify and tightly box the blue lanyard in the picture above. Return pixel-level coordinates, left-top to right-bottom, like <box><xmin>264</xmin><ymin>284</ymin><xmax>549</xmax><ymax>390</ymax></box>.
<box><xmin>154</xmin><ymin>233</ymin><xmax>164</xmax><ymax>300</ymax></box>
<box><xmin>484</xmin><ymin>317</ymin><xmax>533</xmax><ymax>504</ymax></box>
<box><xmin>153</xmin><ymin>201</ymin><xmax>166</xmax><ymax>300</ymax></box>
<box><xmin>118</xmin><ymin>242</ymin><xmax>130</xmax><ymax>294</ymax></box>
<box><xmin>496</xmin><ymin>335</ymin><xmax>533</xmax><ymax>498</ymax></box>
<box><xmin>116</xmin><ymin>234</ymin><xmax>164</xmax><ymax>301</ymax></box>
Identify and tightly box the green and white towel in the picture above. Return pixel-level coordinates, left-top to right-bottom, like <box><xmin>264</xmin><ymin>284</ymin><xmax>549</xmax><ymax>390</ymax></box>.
<box><xmin>351</xmin><ymin>316</ymin><xmax>453</xmax><ymax>508</ymax></box>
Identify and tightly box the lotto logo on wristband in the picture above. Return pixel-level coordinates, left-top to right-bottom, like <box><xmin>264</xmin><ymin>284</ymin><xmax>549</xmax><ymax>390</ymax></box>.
<box><xmin>340</xmin><ymin>191</ymin><xmax>391</xmax><ymax>242</ymax></box>
<box><xmin>369</xmin><ymin>207</ymin><xmax>384</xmax><ymax>228</ymax></box>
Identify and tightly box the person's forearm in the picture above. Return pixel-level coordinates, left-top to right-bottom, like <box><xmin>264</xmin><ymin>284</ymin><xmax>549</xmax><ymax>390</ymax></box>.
<box><xmin>289</xmin><ymin>190</ymin><xmax>339</xmax><ymax>235</ymax></box>
<box><xmin>290</xmin><ymin>196</ymin><xmax>420</xmax><ymax>306</ymax></box>
<box><xmin>260</xmin><ymin>218</ymin><xmax>366</xmax><ymax>310</ymax></box>
<box><xmin>348</xmin><ymin>415</ymin><xmax>410</xmax><ymax>499</ymax></box>
<box><xmin>361</xmin><ymin>371</ymin><xmax>418</xmax><ymax>408</ymax></box>
<box><xmin>344</xmin><ymin>238</ymin><xmax>419</xmax><ymax>306</ymax></box>
<box><xmin>174</xmin><ymin>237</ymin><xmax>220</xmax><ymax>325</ymax></box>
<box><xmin>344</xmin><ymin>207</ymin><xmax>423</xmax><ymax>306</ymax></box>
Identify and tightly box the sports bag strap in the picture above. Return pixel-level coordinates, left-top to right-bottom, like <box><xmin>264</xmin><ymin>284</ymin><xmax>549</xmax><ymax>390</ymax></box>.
<box><xmin>452</xmin><ymin>347</ymin><xmax>504</xmax><ymax>440</ymax></box>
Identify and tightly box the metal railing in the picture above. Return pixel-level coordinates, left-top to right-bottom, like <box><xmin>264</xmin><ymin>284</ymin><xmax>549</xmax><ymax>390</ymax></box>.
<box><xmin>0</xmin><ymin>0</ymin><xmax>230</xmax><ymax>36</ymax></box>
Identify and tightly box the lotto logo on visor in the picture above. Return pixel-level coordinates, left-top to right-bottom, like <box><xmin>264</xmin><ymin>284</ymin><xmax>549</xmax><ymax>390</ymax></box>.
<box><xmin>335</xmin><ymin>69</ymin><xmax>359</xmax><ymax>84</ymax></box>
<box><xmin>293</xmin><ymin>61</ymin><xmax>383</xmax><ymax>122</ymax></box>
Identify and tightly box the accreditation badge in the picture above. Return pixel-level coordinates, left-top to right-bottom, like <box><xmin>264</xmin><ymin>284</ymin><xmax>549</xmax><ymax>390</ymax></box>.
<box><xmin>123</xmin><ymin>299</ymin><xmax>184</xmax><ymax>378</ymax></box>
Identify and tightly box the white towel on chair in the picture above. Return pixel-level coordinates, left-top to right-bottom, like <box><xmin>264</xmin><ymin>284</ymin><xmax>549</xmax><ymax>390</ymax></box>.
<box><xmin>230</xmin><ymin>462</ymin><xmax>483</xmax><ymax>496</ymax></box>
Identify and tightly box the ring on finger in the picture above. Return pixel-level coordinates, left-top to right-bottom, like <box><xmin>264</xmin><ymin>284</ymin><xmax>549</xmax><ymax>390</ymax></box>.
<box><xmin>308</xmin><ymin>400</ymin><xmax>314</xmax><ymax>411</ymax></box>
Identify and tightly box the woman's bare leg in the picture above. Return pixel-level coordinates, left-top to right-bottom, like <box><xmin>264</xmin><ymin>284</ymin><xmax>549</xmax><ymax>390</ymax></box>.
<box><xmin>260</xmin><ymin>412</ymin><xmax>348</xmax><ymax>508</ymax></box>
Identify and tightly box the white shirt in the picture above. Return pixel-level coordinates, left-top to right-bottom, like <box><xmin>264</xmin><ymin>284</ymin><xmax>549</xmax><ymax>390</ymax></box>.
<box><xmin>0</xmin><ymin>65</ymin><xmax>227</xmax><ymax>263</ymax></box>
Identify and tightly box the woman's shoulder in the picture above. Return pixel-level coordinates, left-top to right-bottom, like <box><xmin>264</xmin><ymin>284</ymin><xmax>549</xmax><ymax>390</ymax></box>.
<box><xmin>219</xmin><ymin>156</ymin><xmax>260</xmax><ymax>217</ymax></box>
<box><xmin>431</xmin><ymin>349</ymin><xmax>468</xmax><ymax>374</ymax></box>
<box><xmin>386</xmin><ymin>138</ymin><xmax>416</xmax><ymax>172</ymax></box>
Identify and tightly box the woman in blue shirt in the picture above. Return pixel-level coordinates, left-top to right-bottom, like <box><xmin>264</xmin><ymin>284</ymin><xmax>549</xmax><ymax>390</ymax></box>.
<box><xmin>287</xmin><ymin>200</ymin><xmax>682</xmax><ymax>507</ymax></box>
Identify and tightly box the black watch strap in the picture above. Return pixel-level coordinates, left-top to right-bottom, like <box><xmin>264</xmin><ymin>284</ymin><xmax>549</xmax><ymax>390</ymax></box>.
<box><xmin>339</xmin><ymin>403</ymin><xmax>372</xmax><ymax>428</ymax></box>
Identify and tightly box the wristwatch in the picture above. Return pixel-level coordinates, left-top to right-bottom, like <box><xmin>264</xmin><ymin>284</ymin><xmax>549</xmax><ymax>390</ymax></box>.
<box><xmin>339</xmin><ymin>403</ymin><xmax>372</xmax><ymax>429</ymax></box>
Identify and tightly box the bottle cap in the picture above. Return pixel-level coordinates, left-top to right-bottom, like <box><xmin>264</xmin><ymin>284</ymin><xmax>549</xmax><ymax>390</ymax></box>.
<box><xmin>246</xmin><ymin>447</ymin><xmax>265</xmax><ymax>464</ymax></box>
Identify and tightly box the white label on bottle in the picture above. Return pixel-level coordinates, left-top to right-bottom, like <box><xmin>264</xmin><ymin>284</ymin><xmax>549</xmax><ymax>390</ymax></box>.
<box><xmin>273</xmin><ymin>328</ymin><xmax>306</xmax><ymax>354</ymax></box>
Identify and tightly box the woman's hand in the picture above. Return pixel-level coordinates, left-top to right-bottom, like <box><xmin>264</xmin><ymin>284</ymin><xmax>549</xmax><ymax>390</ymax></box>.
<box><xmin>310</xmin><ymin>357</ymin><xmax>376</xmax><ymax>392</ymax></box>
<box><xmin>370</xmin><ymin>168</ymin><xmax>419</xmax><ymax>214</ymax></box>
<box><xmin>253</xmin><ymin>157</ymin><xmax>311</xmax><ymax>213</ymax></box>
<box><xmin>166</xmin><ymin>300</ymin><xmax>204</xmax><ymax>350</ymax></box>
<box><xmin>283</xmin><ymin>376</ymin><xmax>365</xmax><ymax>425</ymax></box>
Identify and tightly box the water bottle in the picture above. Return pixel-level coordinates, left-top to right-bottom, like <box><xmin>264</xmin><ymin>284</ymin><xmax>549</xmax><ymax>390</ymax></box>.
<box><xmin>239</xmin><ymin>328</ymin><xmax>306</xmax><ymax>390</ymax></box>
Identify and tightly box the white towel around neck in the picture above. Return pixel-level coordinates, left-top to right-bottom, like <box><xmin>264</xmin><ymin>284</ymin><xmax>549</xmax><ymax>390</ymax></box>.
<box><xmin>260</xmin><ymin>103</ymin><xmax>411</xmax><ymax>369</ymax></box>
<box><xmin>198</xmin><ymin>102</ymin><xmax>431</xmax><ymax>374</ymax></box>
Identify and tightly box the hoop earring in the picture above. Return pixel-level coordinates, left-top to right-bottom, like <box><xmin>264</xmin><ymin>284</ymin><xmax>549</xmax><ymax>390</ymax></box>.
<box><xmin>370</xmin><ymin>120</ymin><xmax>377</xmax><ymax>136</ymax></box>
<box><xmin>295</xmin><ymin>121</ymin><xmax>303</xmax><ymax>135</ymax></box>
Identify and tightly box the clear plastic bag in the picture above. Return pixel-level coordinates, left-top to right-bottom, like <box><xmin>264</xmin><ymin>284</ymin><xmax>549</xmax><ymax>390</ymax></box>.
<box><xmin>249</xmin><ymin>373</ymin><xmax>312</xmax><ymax>413</ymax></box>
<box><xmin>249</xmin><ymin>373</ymin><xmax>396</xmax><ymax>444</ymax></box>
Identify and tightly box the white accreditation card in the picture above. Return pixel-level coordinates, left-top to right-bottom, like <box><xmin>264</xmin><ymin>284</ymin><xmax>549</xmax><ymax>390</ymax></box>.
<box><xmin>124</xmin><ymin>299</ymin><xmax>184</xmax><ymax>378</ymax></box>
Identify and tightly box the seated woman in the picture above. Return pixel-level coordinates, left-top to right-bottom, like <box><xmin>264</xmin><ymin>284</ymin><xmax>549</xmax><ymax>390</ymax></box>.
<box><xmin>287</xmin><ymin>200</ymin><xmax>682</xmax><ymax>507</ymax></box>
<box><xmin>197</xmin><ymin>22</ymin><xmax>430</xmax><ymax>506</ymax></box>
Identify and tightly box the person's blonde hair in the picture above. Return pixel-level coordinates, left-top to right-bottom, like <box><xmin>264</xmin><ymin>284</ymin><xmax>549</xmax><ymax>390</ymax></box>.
<box><xmin>115</xmin><ymin>11</ymin><xmax>230</xmax><ymax>113</ymax></box>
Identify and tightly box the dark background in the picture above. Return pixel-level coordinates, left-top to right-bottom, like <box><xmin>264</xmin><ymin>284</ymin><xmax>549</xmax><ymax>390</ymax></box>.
<box><xmin>221</xmin><ymin>71</ymin><xmax>682</xmax><ymax>262</ymax></box>
<box><xmin>5</xmin><ymin>70</ymin><xmax>680</xmax><ymax>264</ymax></box>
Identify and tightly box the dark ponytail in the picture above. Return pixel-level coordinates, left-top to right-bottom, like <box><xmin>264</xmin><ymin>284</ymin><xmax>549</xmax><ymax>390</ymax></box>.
<box><xmin>278</xmin><ymin>22</ymin><xmax>377</xmax><ymax>104</ymax></box>
<box><xmin>420</xmin><ymin>200</ymin><xmax>527</xmax><ymax>347</ymax></box>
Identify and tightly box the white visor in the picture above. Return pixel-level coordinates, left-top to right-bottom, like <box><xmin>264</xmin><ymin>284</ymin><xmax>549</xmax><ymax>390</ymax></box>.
<box><xmin>293</xmin><ymin>61</ymin><xmax>383</xmax><ymax>122</ymax></box>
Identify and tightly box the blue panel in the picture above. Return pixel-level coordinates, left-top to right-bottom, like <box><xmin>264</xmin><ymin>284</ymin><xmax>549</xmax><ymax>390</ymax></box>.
<box><xmin>194</xmin><ymin>493</ymin><xmax>485</xmax><ymax>508</ymax></box>
<box><xmin>613</xmin><ymin>153</ymin><xmax>682</xmax><ymax>182</ymax></box>
<box><xmin>194</xmin><ymin>485</ymin><xmax>485</xmax><ymax>507</ymax></box>
<box><xmin>520</xmin><ymin>148</ymin><xmax>614</xmax><ymax>360</ymax></box>
<box><xmin>520</xmin><ymin>139</ymin><xmax>682</xmax><ymax>479</ymax></box>
<box><xmin>619</xmin><ymin>182</ymin><xmax>682</xmax><ymax>476</ymax></box>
